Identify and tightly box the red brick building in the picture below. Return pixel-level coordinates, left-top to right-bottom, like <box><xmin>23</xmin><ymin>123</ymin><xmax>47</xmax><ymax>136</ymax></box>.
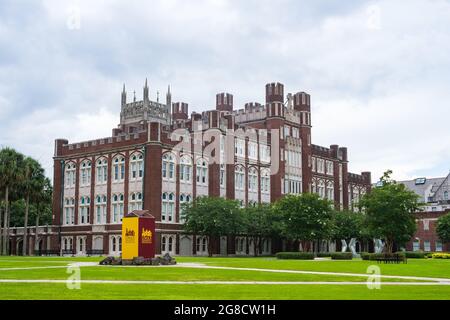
<box><xmin>9</xmin><ymin>81</ymin><xmax>371</xmax><ymax>256</ymax></box>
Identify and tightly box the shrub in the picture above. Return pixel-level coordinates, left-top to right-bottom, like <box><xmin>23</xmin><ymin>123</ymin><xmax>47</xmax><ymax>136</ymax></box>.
<box><xmin>275</xmin><ymin>252</ymin><xmax>315</xmax><ymax>260</ymax></box>
<box><xmin>360</xmin><ymin>252</ymin><xmax>371</xmax><ymax>260</ymax></box>
<box><xmin>315</xmin><ymin>252</ymin><xmax>331</xmax><ymax>258</ymax></box>
<box><xmin>432</xmin><ymin>253</ymin><xmax>450</xmax><ymax>259</ymax></box>
<box><xmin>399</xmin><ymin>251</ymin><xmax>425</xmax><ymax>259</ymax></box>
<box><xmin>330</xmin><ymin>252</ymin><xmax>353</xmax><ymax>260</ymax></box>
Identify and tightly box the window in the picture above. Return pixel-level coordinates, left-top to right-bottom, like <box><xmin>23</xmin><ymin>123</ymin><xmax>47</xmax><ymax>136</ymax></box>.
<box><xmin>261</xmin><ymin>169</ymin><xmax>270</xmax><ymax>194</ymax></box>
<box><xmin>436</xmin><ymin>241</ymin><xmax>443</xmax><ymax>252</ymax></box>
<box><xmin>162</xmin><ymin>192</ymin><xmax>175</xmax><ymax>222</ymax></box>
<box><xmin>424</xmin><ymin>241</ymin><xmax>431</xmax><ymax>252</ymax></box>
<box><xmin>444</xmin><ymin>191</ymin><xmax>449</xmax><ymax>201</ymax></box>
<box><xmin>196</xmin><ymin>236</ymin><xmax>208</xmax><ymax>255</ymax></box>
<box><xmin>317</xmin><ymin>180</ymin><xmax>325</xmax><ymax>198</ymax></box>
<box><xmin>311</xmin><ymin>157</ymin><xmax>316</xmax><ymax>172</ymax></box>
<box><xmin>161</xmin><ymin>235</ymin><xmax>176</xmax><ymax>254</ymax></box>
<box><xmin>235</xmin><ymin>138</ymin><xmax>245</xmax><ymax>157</ymax></box>
<box><xmin>63</xmin><ymin>198</ymin><xmax>75</xmax><ymax>225</ymax></box>
<box><xmin>179</xmin><ymin>194</ymin><xmax>192</xmax><ymax>223</ymax></box>
<box><xmin>248</xmin><ymin>141</ymin><xmax>257</xmax><ymax>159</ymax></box>
<box><xmin>80</xmin><ymin>160</ymin><xmax>91</xmax><ymax>186</ymax></box>
<box><xmin>284</xmin><ymin>125</ymin><xmax>290</xmax><ymax>138</ymax></box>
<box><xmin>413</xmin><ymin>240</ymin><xmax>420</xmax><ymax>251</ymax></box>
<box><xmin>96</xmin><ymin>158</ymin><xmax>108</xmax><ymax>184</ymax></box>
<box><xmin>129</xmin><ymin>192</ymin><xmax>143</xmax><ymax>212</ymax></box>
<box><xmin>196</xmin><ymin>159</ymin><xmax>208</xmax><ymax>185</ymax></box>
<box><xmin>65</xmin><ymin>163</ymin><xmax>76</xmax><ymax>187</ymax></box>
<box><xmin>423</xmin><ymin>219</ymin><xmax>430</xmax><ymax>231</ymax></box>
<box><xmin>326</xmin><ymin>182</ymin><xmax>334</xmax><ymax>201</ymax></box>
<box><xmin>112</xmin><ymin>156</ymin><xmax>125</xmax><ymax>182</ymax></box>
<box><xmin>111</xmin><ymin>194</ymin><xmax>124</xmax><ymax>223</ymax></box>
<box><xmin>79</xmin><ymin>196</ymin><xmax>90</xmax><ymax>224</ymax></box>
<box><xmin>317</xmin><ymin>158</ymin><xmax>325</xmax><ymax>174</ymax></box>
<box><xmin>110</xmin><ymin>235</ymin><xmax>122</xmax><ymax>255</ymax></box>
<box><xmin>180</xmin><ymin>156</ymin><xmax>192</xmax><ymax>183</ymax></box>
<box><xmin>259</xmin><ymin>144</ymin><xmax>270</xmax><ymax>162</ymax></box>
<box><xmin>162</xmin><ymin>153</ymin><xmax>176</xmax><ymax>180</ymax></box>
<box><xmin>130</xmin><ymin>153</ymin><xmax>144</xmax><ymax>180</ymax></box>
<box><xmin>292</xmin><ymin>127</ymin><xmax>299</xmax><ymax>139</ymax></box>
<box><xmin>220</xmin><ymin>164</ymin><xmax>226</xmax><ymax>187</ymax></box>
<box><xmin>415</xmin><ymin>177</ymin><xmax>426</xmax><ymax>185</ymax></box>
<box><xmin>95</xmin><ymin>195</ymin><xmax>107</xmax><ymax>224</ymax></box>
<box><xmin>326</xmin><ymin>161</ymin><xmax>334</xmax><ymax>175</ymax></box>
<box><xmin>248</xmin><ymin>167</ymin><xmax>258</xmax><ymax>192</ymax></box>
<box><xmin>234</xmin><ymin>166</ymin><xmax>245</xmax><ymax>190</ymax></box>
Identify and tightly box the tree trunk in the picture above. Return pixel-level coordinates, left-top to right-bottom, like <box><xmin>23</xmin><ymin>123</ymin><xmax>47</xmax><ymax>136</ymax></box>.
<box><xmin>207</xmin><ymin>236</ymin><xmax>213</xmax><ymax>257</ymax></box>
<box><xmin>34</xmin><ymin>206</ymin><xmax>40</xmax><ymax>256</ymax></box>
<box><xmin>2</xmin><ymin>186</ymin><xmax>9</xmax><ymax>255</ymax></box>
<box><xmin>0</xmin><ymin>204</ymin><xmax>3</xmax><ymax>254</ymax></box>
<box><xmin>385</xmin><ymin>239</ymin><xmax>393</xmax><ymax>253</ymax></box>
<box><xmin>253</xmin><ymin>237</ymin><xmax>257</xmax><ymax>257</ymax></box>
<box><xmin>23</xmin><ymin>195</ymin><xmax>29</xmax><ymax>256</ymax></box>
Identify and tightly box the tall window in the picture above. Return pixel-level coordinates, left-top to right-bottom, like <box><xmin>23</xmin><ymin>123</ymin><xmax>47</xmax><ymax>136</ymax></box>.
<box><xmin>129</xmin><ymin>192</ymin><xmax>143</xmax><ymax>212</ymax></box>
<box><xmin>111</xmin><ymin>194</ymin><xmax>124</xmax><ymax>223</ymax></box>
<box><xmin>96</xmin><ymin>158</ymin><xmax>108</xmax><ymax>184</ymax></box>
<box><xmin>79</xmin><ymin>196</ymin><xmax>90</xmax><ymax>224</ymax></box>
<box><xmin>65</xmin><ymin>163</ymin><xmax>76</xmax><ymax>187</ymax></box>
<box><xmin>259</xmin><ymin>144</ymin><xmax>270</xmax><ymax>162</ymax></box>
<box><xmin>234</xmin><ymin>165</ymin><xmax>245</xmax><ymax>190</ymax></box>
<box><xmin>235</xmin><ymin>138</ymin><xmax>245</xmax><ymax>156</ymax></box>
<box><xmin>326</xmin><ymin>161</ymin><xmax>334</xmax><ymax>175</ymax></box>
<box><xmin>112</xmin><ymin>156</ymin><xmax>125</xmax><ymax>182</ymax></box>
<box><xmin>161</xmin><ymin>235</ymin><xmax>175</xmax><ymax>254</ymax></box>
<box><xmin>95</xmin><ymin>195</ymin><xmax>107</xmax><ymax>224</ymax></box>
<box><xmin>311</xmin><ymin>157</ymin><xmax>316</xmax><ymax>172</ymax></box>
<box><xmin>248</xmin><ymin>167</ymin><xmax>258</xmax><ymax>192</ymax></box>
<box><xmin>424</xmin><ymin>241</ymin><xmax>431</xmax><ymax>252</ymax></box>
<box><xmin>248</xmin><ymin>142</ymin><xmax>257</xmax><ymax>159</ymax></box>
<box><xmin>196</xmin><ymin>159</ymin><xmax>208</xmax><ymax>185</ymax></box>
<box><xmin>162</xmin><ymin>153</ymin><xmax>176</xmax><ymax>180</ymax></box>
<box><xmin>179</xmin><ymin>194</ymin><xmax>192</xmax><ymax>223</ymax></box>
<box><xmin>64</xmin><ymin>198</ymin><xmax>75</xmax><ymax>225</ymax></box>
<box><xmin>326</xmin><ymin>182</ymin><xmax>334</xmax><ymax>201</ymax></box>
<box><xmin>261</xmin><ymin>169</ymin><xmax>270</xmax><ymax>194</ymax></box>
<box><xmin>80</xmin><ymin>160</ymin><xmax>91</xmax><ymax>186</ymax></box>
<box><xmin>220</xmin><ymin>164</ymin><xmax>226</xmax><ymax>187</ymax></box>
<box><xmin>162</xmin><ymin>192</ymin><xmax>175</xmax><ymax>222</ymax></box>
<box><xmin>444</xmin><ymin>191</ymin><xmax>449</xmax><ymax>201</ymax></box>
<box><xmin>413</xmin><ymin>240</ymin><xmax>420</xmax><ymax>251</ymax></box>
<box><xmin>130</xmin><ymin>153</ymin><xmax>144</xmax><ymax>180</ymax></box>
<box><xmin>317</xmin><ymin>180</ymin><xmax>325</xmax><ymax>198</ymax></box>
<box><xmin>180</xmin><ymin>156</ymin><xmax>192</xmax><ymax>183</ymax></box>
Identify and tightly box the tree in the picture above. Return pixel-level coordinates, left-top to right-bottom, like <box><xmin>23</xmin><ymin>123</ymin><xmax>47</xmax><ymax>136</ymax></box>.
<box><xmin>332</xmin><ymin>210</ymin><xmax>363</xmax><ymax>242</ymax></box>
<box><xmin>0</xmin><ymin>148</ymin><xmax>25</xmax><ymax>255</ymax></box>
<box><xmin>436</xmin><ymin>213</ymin><xmax>450</xmax><ymax>243</ymax></box>
<box><xmin>274</xmin><ymin>193</ymin><xmax>334</xmax><ymax>252</ymax></box>
<box><xmin>241</xmin><ymin>204</ymin><xmax>279</xmax><ymax>256</ymax></box>
<box><xmin>182</xmin><ymin>196</ymin><xmax>242</xmax><ymax>256</ymax></box>
<box><xmin>21</xmin><ymin>157</ymin><xmax>45</xmax><ymax>255</ymax></box>
<box><xmin>359</xmin><ymin>170</ymin><xmax>422</xmax><ymax>253</ymax></box>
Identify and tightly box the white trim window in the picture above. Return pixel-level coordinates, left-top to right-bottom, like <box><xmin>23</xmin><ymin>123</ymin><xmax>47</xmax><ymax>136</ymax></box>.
<box><xmin>259</xmin><ymin>144</ymin><xmax>270</xmax><ymax>162</ymax></box>
<box><xmin>220</xmin><ymin>164</ymin><xmax>226</xmax><ymax>187</ymax></box>
<box><xmin>424</xmin><ymin>240</ymin><xmax>431</xmax><ymax>252</ymax></box>
<box><xmin>161</xmin><ymin>235</ymin><xmax>176</xmax><ymax>254</ymax></box>
<box><xmin>248</xmin><ymin>167</ymin><xmax>258</xmax><ymax>192</ymax></box>
<box><xmin>77</xmin><ymin>236</ymin><xmax>87</xmax><ymax>255</ymax></box>
<box><xmin>248</xmin><ymin>141</ymin><xmax>257</xmax><ymax>159</ymax></box>
<box><xmin>413</xmin><ymin>240</ymin><xmax>420</xmax><ymax>251</ymax></box>
<box><xmin>326</xmin><ymin>161</ymin><xmax>334</xmax><ymax>176</ymax></box>
<box><xmin>130</xmin><ymin>153</ymin><xmax>144</xmax><ymax>180</ymax></box>
<box><xmin>196</xmin><ymin>159</ymin><xmax>208</xmax><ymax>186</ymax></box>
<box><xmin>317</xmin><ymin>180</ymin><xmax>325</xmax><ymax>198</ymax></box>
<box><xmin>80</xmin><ymin>160</ymin><xmax>91</xmax><ymax>186</ymax></box>
<box><xmin>235</xmin><ymin>165</ymin><xmax>245</xmax><ymax>190</ymax></box>
<box><xmin>95</xmin><ymin>195</ymin><xmax>107</xmax><ymax>224</ymax></box>
<box><xmin>235</xmin><ymin>138</ymin><xmax>245</xmax><ymax>157</ymax></box>
<box><xmin>63</xmin><ymin>198</ymin><xmax>75</xmax><ymax>225</ymax></box>
<box><xmin>65</xmin><ymin>163</ymin><xmax>76</xmax><ymax>188</ymax></box>
<box><xmin>111</xmin><ymin>194</ymin><xmax>124</xmax><ymax>223</ymax></box>
<box><xmin>62</xmin><ymin>236</ymin><xmax>73</xmax><ymax>251</ymax></box>
<box><xmin>326</xmin><ymin>182</ymin><xmax>334</xmax><ymax>201</ymax></box>
<box><xmin>317</xmin><ymin>158</ymin><xmax>325</xmax><ymax>174</ymax></box>
<box><xmin>311</xmin><ymin>157</ymin><xmax>316</xmax><ymax>172</ymax></box>
<box><xmin>179</xmin><ymin>193</ymin><xmax>192</xmax><ymax>223</ymax></box>
<box><xmin>180</xmin><ymin>156</ymin><xmax>192</xmax><ymax>183</ymax></box>
<box><xmin>110</xmin><ymin>235</ymin><xmax>122</xmax><ymax>255</ymax></box>
<box><xmin>112</xmin><ymin>156</ymin><xmax>125</xmax><ymax>182</ymax></box>
<box><xmin>261</xmin><ymin>169</ymin><xmax>270</xmax><ymax>194</ymax></box>
<box><xmin>436</xmin><ymin>241</ymin><xmax>443</xmax><ymax>252</ymax></box>
<box><xmin>129</xmin><ymin>192</ymin><xmax>143</xmax><ymax>212</ymax></box>
<box><xmin>162</xmin><ymin>153</ymin><xmax>176</xmax><ymax>180</ymax></box>
<box><xmin>79</xmin><ymin>196</ymin><xmax>90</xmax><ymax>225</ymax></box>
<box><xmin>96</xmin><ymin>158</ymin><xmax>108</xmax><ymax>184</ymax></box>
<box><xmin>162</xmin><ymin>192</ymin><xmax>175</xmax><ymax>222</ymax></box>
<box><xmin>196</xmin><ymin>236</ymin><xmax>208</xmax><ymax>255</ymax></box>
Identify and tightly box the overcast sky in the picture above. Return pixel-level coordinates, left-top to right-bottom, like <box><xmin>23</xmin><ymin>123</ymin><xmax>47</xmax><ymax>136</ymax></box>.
<box><xmin>1</xmin><ymin>0</ymin><xmax>449</xmax><ymax>183</ymax></box>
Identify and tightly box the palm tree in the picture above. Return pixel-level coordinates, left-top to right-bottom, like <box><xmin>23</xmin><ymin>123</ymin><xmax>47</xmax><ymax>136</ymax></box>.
<box><xmin>0</xmin><ymin>148</ymin><xmax>25</xmax><ymax>255</ymax></box>
<box><xmin>21</xmin><ymin>157</ymin><xmax>45</xmax><ymax>256</ymax></box>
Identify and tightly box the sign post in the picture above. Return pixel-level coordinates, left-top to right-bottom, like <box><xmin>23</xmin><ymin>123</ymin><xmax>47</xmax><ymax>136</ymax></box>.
<box><xmin>121</xmin><ymin>210</ymin><xmax>155</xmax><ymax>260</ymax></box>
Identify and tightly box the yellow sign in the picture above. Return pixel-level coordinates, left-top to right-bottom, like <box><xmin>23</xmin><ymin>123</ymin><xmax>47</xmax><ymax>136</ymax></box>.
<box><xmin>142</xmin><ymin>228</ymin><xmax>152</xmax><ymax>244</ymax></box>
<box><xmin>121</xmin><ymin>217</ymin><xmax>139</xmax><ymax>259</ymax></box>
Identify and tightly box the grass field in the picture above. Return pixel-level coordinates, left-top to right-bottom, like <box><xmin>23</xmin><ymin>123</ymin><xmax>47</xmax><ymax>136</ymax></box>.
<box><xmin>0</xmin><ymin>256</ymin><xmax>449</xmax><ymax>300</ymax></box>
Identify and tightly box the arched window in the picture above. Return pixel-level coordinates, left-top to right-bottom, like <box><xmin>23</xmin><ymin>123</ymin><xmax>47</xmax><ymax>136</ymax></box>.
<box><xmin>234</xmin><ymin>165</ymin><xmax>245</xmax><ymax>190</ymax></box>
<box><xmin>261</xmin><ymin>169</ymin><xmax>270</xmax><ymax>194</ymax></box>
<box><xmin>162</xmin><ymin>192</ymin><xmax>175</xmax><ymax>222</ymax></box>
<box><xmin>196</xmin><ymin>159</ymin><xmax>208</xmax><ymax>185</ymax></box>
<box><xmin>111</xmin><ymin>193</ymin><xmax>124</xmax><ymax>223</ymax></box>
<box><xmin>220</xmin><ymin>164</ymin><xmax>226</xmax><ymax>187</ymax></box>
<box><xmin>311</xmin><ymin>180</ymin><xmax>317</xmax><ymax>194</ymax></box>
<box><xmin>179</xmin><ymin>156</ymin><xmax>192</xmax><ymax>183</ymax></box>
<box><xmin>179</xmin><ymin>193</ymin><xmax>192</xmax><ymax>223</ymax></box>
<box><xmin>95</xmin><ymin>195</ymin><xmax>107</xmax><ymax>224</ymax></box>
<box><xmin>65</xmin><ymin>162</ymin><xmax>76</xmax><ymax>187</ymax></box>
<box><xmin>64</xmin><ymin>197</ymin><xmax>75</xmax><ymax>225</ymax></box>
<box><xmin>80</xmin><ymin>160</ymin><xmax>91</xmax><ymax>186</ymax></box>
<box><xmin>79</xmin><ymin>196</ymin><xmax>90</xmax><ymax>224</ymax></box>
<box><xmin>130</xmin><ymin>153</ymin><xmax>144</xmax><ymax>180</ymax></box>
<box><xmin>162</xmin><ymin>153</ymin><xmax>176</xmax><ymax>180</ymax></box>
<box><xmin>317</xmin><ymin>180</ymin><xmax>325</xmax><ymax>198</ymax></box>
<box><xmin>96</xmin><ymin>158</ymin><xmax>108</xmax><ymax>184</ymax></box>
<box><xmin>129</xmin><ymin>192</ymin><xmax>143</xmax><ymax>212</ymax></box>
<box><xmin>248</xmin><ymin>167</ymin><xmax>258</xmax><ymax>192</ymax></box>
<box><xmin>327</xmin><ymin>182</ymin><xmax>334</xmax><ymax>201</ymax></box>
<box><xmin>112</xmin><ymin>156</ymin><xmax>125</xmax><ymax>182</ymax></box>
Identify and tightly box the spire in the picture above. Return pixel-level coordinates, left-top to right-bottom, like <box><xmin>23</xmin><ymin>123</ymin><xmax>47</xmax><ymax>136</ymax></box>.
<box><xmin>121</xmin><ymin>83</ymin><xmax>126</xmax><ymax>106</ymax></box>
<box><xmin>133</xmin><ymin>90</ymin><xmax>136</xmax><ymax>102</ymax></box>
<box><xmin>143</xmin><ymin>78</ymin><xmax>149</xmax><ymax>103</ymax></box>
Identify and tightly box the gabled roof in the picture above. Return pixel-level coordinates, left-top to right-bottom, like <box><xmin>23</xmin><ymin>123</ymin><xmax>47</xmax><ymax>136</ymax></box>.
<box><xmin>398</xmin><ymin>176</ymin><xmax>445</xmax><ymax>203</ymax></box>
<box><xmin>124</xmin><ymin>210</ymin><xmax>155</xmax><ymax>218</ymax></box>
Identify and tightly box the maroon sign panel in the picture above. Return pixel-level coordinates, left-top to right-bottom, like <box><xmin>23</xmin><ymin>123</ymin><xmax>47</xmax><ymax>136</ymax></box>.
<box><xmin>138</xmin><ymin>216</ymin><xmax>155</xmax><ymax>258</ymax></box>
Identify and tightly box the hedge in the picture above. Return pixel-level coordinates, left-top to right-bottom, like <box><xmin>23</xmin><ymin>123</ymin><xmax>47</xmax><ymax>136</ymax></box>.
<box><xmin>361</xmin><ymin>252</ymin><xmax>406</xmax><ymax>261</ymax></box>
<box><xmin>432</xmin><ymin>253</ymin><xmax>450</xmax><ymax>259</ymax></box>
<box><xmin>330</xmin><ymin>252</ymin><xmax>353</xmax><ymax>260</ymax></box>
<box><xmin>361</xmin><ymin>252</ymin><xmax>371</xmax><ymax>260</ymax></box>
<box><xmin>275</xmin><ymin>252</ymin><xmax>315</xmax><ymax>260</ymax></box>
<box><xmin>315</xmin><ymin>252</ymin><xmax>332</xmax><ymax>258</ymax></box>
<box><xmin>399</xmin><ymin>251</ymin><xmax>425</xmax><ymax>259</ymax></box>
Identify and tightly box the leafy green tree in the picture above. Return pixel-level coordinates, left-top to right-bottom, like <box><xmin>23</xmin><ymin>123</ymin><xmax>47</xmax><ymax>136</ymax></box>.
<box><xmin>182</xmin><ymin>196</ymin><xmax>242</xmax><ymax>257</ymax></box>
<box><xmin>332</xmin><ymin>210</ymin><xmax>364</xmax><ymax>244</ymax></box>
<box><xmin>274</xmin><ymin>193</ymin><xmax>334</xmax><ymax>252</ymax></box>
<box><xmin>241</xmin><ymin>204</ymin><xmax>279</xmax><ymax>256</ymax></box>
<box><xmin>436</xmin><ymin>213</ymin><xmax>450</xmax><ymax>243</ymax></box>
<box><xmin>359</xmin><ymin>170</ymin><xmax>422</xmax><ymax>253</ymax></box>
<box><xmin>0</xmin><ymin>148</ymin><xmax>25</xmax><ymax>255</ymax></box>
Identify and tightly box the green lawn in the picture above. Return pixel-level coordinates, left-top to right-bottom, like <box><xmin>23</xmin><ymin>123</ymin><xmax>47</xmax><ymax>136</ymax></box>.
<box><xmin>0</xmin><ymin>256</ymin><xmax>449</xmax><ymax>300</ymax></box>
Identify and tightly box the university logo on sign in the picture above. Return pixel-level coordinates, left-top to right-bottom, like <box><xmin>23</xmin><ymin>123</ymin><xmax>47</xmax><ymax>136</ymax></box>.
<box><xmin>125</xmin><ymin>228</ymin><xmax>136</xmax><ymax>244</ymax></box>
<box><xmin>142</xmin><ymin>228</ymin><xmax>152</xmax><ymax>244</ymax></box>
